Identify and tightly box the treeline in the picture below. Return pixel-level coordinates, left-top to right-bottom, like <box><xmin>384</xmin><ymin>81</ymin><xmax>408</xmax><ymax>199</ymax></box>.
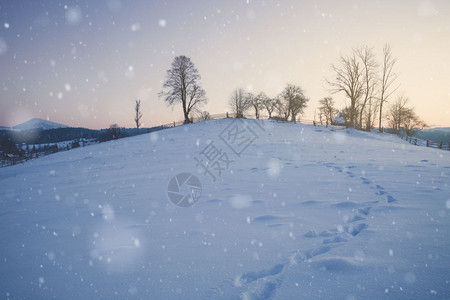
<box><xmin>0</xmin><ymin>126</ymin><xmax>165</xmax><ymax>167</ymax></box>
<box><xmin>0</xmin><ymin>127</ymin><xmax>100</xmax><ymax>145</ymax></box>
<box><xmin>327</xmin><ymin>44</ymin><xmax>425</xmax><ymax>134</ymax></box>
<box><xmin>159</xmin><ymin>45</ymin><xmax>426</xmax><ymax>136</ymax></box>
<box><xmin>159</xmin><ymin>56</ymin><xmax>310</xmax><ymax>123</ymax></box>
<box><xmin>0</xmin><ymin>126</ymin><xmax>164</xmax><ymax>146</ymax></box>
<box><xmin>228</xmin><ymin>84</ymin><xmax>308</xmax><ymax>122</ymax></box>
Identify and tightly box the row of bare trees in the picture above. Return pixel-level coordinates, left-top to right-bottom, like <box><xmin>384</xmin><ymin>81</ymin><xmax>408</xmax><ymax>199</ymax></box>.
<box><xmin>326</xmin><ymin>44</ymin><xmax>425</xmax><ymax>135</ymax></box>
<box><xmin>158</xmin><ymin>55</ymin><xmax>310</xmax><ymax>124</ymax></box>
<box><xmin>229</xmin><ymin>84</ymin><xmax>309</xmax><ymax>122</ymax></box>
<box><xmin>156</xmin><ymin>52</ymin><xmax>425</xmax><ymax>136</ymax></box>
<box><xmin>327</xmin><ymin>44</ymin><xmax>398</xmax><ymax>130</ymax></box>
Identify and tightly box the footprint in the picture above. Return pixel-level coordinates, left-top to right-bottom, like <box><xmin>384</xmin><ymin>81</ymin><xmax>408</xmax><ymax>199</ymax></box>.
<box><xmin>360</xmin><ymin>177</ymin><xmax>371</xmax><ymax>184</ymax></box>
<box><xmin>386</xmin><ymin>195</ymin><xmax>397</xmax><ymax>203</ymax></box>
<box><xmin>365</xmin><ymin>200</ymin><xmax>380</xmax><ymax>204</ymax></box>
<box><xmin>358</xmin><ymin>207</ymin><xmax>372</xmax><ymax>216</ymax></box>
<box><xmin>303</xmin><ymin>245</ymin><xmax>332</xmax><ymax>260</ymax></box>
<box><xmin>331</xmin><ymin>201</ymin><xmax>360</xmax><ymax>209</ymax></box>
<box><xmin>345</xmin><ymin>223</ymin><xmax>368</xmax><ymax>236</ymax></box>
<box><xmin>319</xmin><ymin>230</ymin><xmax>334</xmax><ymax>237</ymax></box>
<box><xmin>239</xmin><ymin>264</ymin><xmax>284</xmax><ymax>285</ymax></box>
<box><xmin>241</xmin><ymin>279</ymin><xmax>279</xmax><ymax>300</ymax></box>
<box><xmin>299</xmin><ymin>200</ymin><xmax>321</xmax><ymax>206</ymax></box>
<box><xmin>323</xmin><ymin>236</ymin><xmax>348</xmax><ymax>244</ymax></box>
<box><xmin>303</xmin><ymin>230</ymin><xmax>317</xmax><ymax>238</ymax></box>
<box><xmin>347</xmin><ymin>215</ymin><xmax>365</xmax><ymax>223</ymax></box>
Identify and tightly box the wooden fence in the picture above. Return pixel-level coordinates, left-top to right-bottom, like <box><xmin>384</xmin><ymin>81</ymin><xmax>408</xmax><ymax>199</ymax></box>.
<box><xmin>158</xmin><ymin>112</ymin><xmax>317</xmax><ymax>128</ymax></box>
<box><xmin>426</xmin><ymin>140</ymin><xmax>450</xmax><ymax>150</ymax></box>
<box><xmin>401</xmin><ymin>134</ymin><xmax>450</xmax><ymax>150</ymax></box>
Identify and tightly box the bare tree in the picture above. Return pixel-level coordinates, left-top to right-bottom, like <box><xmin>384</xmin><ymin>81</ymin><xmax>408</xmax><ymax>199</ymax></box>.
<box><xmin>134</xmin><ymin>99</ymin><xmax>143</xmax><ymax>132</ymax></box>
<box><xmin>251</xmin><ymin>92</ymin><xmax>266</xmax><ymax>119</ymax></box>
<box><xmin>262</xmin><ymin>96</ymin><xmax>276</xmax><ymax>118</ymax></box>
<box><xmin>327</xmin><ymin>52</ymin><xmax>365</xmax><ymax>128</ymax></box>
<box><xmin>159</xmin><ymin>55</ymin><xmax>207</xmax><ymax>124</ymax></box>
<box><xmin>198</xmin><ymin>111</ymin><xmax>211</xmax><ymax>121</ymax></box>
<box><xmin>363</xmin><ymin>96</ymin><xmax>380</xmax><ymax>131</ymax></box>
<box><xmin>387</xmin><ymin>95</ymin><xmax>408</xmax><ymax>134</ymax></box>
<box><xmin>318</xmin><ymin>97</ymin><xmax>337</xmax><ymax>126</ymax></box>
<box><xmin>317</xmin><ymin>109</ymin><xmax>324</xmax><ymax>125</ymax></box>
<box><xmin>279</xmin><ymin>84</ymin><xmax>309</xmax><ymax>122</ymax></box>
<box><xmin>403</xmin><ymin>108</ymin><xmax>426</xmax><ymax>137</ymax></box>
<box><xmin>378</xmin><ymin>44</ymin><xmax>399</xmax><ymax>132</ymax></box>
<box><xmin>274</xmin><ymin>96</ymin><xmax>289</xmax><ymax>121</ymax></box>
<box><xmin>229</xmin><ymin>88</ymin><xmax>251</xmax><ymax>118</ymax></box>
<box><xmin>356</xmin><ymin>46</ymin><xmax>378</xmax><ymax>129</ymax></box>
<box><xmin>108</xmin><ymin>124</ymin><xmax>122</xmax><ymax>140</ymax></box>
<box><xmin>386</xmin><ymin>95</ymin><xmax>424</xmax><ymax>136</ymax></box>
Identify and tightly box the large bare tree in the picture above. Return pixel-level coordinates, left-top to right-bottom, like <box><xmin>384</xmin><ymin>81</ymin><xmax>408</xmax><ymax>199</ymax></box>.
<box><xmin>378</xmin><ymin>44</ymin><xmax>399</xmax><ymax>132</ymax></box>
<box><xmin>327</xmin><ymin>53</ymin><xmax>365</xmax><ymax>128</ymax></box>
<box><xmin>229</xmin><ymin>88</ymin><xmax>251</xmax><ymax>118</ymax></box>
<box><xmin>134</xmin><ymin>99</ymin><xmax>143</xmax><ymax>132</ymax></box>
<box><xmin>159</xmin><ymin>55</ymin><xmax>207</xmax><ymax>124</ymax></box>
<box><xmin>356</xmin><ymin>46</ymin><xmax>378</xmax><ymax>129</ymax></box>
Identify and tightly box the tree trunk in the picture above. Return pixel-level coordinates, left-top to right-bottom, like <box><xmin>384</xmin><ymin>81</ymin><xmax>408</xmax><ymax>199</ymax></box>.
<box><xmin>378</xmin><ymin>101</ymin><xmax>383</xmax><ymax>132</ymax></box>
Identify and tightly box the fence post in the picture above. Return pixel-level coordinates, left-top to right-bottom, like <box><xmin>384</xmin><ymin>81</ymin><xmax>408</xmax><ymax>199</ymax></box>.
<box><xmin>439</xmin><ymin>142</ymin><xmax>442</xmax><ymax>149</ymax></box>
<box><xmin>426</xmin><ymin>140</ymin><xmax>429</xmax><ymax>147</ymax></box>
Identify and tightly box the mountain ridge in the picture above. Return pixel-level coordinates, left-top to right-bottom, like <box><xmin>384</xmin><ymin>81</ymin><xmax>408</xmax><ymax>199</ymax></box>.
<box><xmin>12</xmin><ymin>118</ymin><xmax>69</xmax><ymax>131</ymax></box>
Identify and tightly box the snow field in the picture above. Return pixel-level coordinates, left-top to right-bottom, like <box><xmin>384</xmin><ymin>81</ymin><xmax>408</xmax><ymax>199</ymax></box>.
<box><xmin>1</xmin><ymin>119</ymin><xmax>449</xmax><ymax>299</ymax></box>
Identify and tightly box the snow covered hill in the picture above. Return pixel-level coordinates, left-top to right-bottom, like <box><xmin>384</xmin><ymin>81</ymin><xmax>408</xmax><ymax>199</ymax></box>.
<box><xmin>12</xmin><ymin>118</ymin><xmax>69</xmax><ymax>131</ymax></box>
<box><xmin>1</xmin><ymin>119</ymin><xmax>449</xmax><ymax>299</ymax></box>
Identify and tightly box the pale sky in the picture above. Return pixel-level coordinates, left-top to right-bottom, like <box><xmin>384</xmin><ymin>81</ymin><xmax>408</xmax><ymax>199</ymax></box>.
<box><xmin>1</xmin><ymin>0</ymin><xmax>449</xmax><ymax>129</ymax></box>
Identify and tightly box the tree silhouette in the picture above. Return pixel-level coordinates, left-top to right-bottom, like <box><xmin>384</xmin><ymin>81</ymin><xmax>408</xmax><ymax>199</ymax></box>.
<box><xmin>229</xmin><ymin>88</ymin><xmax>251</xmax><ymax>118</ymax></box>
<box><xmin>134</xmin><ymin>99</ymin><xmax>143</xmax><ymax>132</ymax></box>
<box><xmin>159</xmin><ymin>56</ymin><xmax>207</xmax><ymax>124</ymax></box>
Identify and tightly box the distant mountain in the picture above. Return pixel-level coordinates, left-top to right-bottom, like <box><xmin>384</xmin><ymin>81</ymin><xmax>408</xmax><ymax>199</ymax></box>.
<box><xmin>12</xmin><ymin>118</ymin><xmax>69</xmax><ymax>131</ymax></box>
<box><xmin>417</xmin><ymin>127</ymin><xmax>450</xmax><ymax>143</ymax></box>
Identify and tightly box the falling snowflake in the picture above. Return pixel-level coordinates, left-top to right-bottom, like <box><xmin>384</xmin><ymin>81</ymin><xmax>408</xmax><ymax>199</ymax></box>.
<box><xmin>158</xmin><ymin>19</ymin><xmax>167</xmax><ymax>28</ymax></box>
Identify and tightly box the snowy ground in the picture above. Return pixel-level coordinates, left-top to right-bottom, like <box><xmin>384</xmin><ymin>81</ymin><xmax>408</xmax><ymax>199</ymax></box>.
<box><xmin>1</xmin><ymin>119</ymin><xmax>449</xmax><ymax>299</ymax></box>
